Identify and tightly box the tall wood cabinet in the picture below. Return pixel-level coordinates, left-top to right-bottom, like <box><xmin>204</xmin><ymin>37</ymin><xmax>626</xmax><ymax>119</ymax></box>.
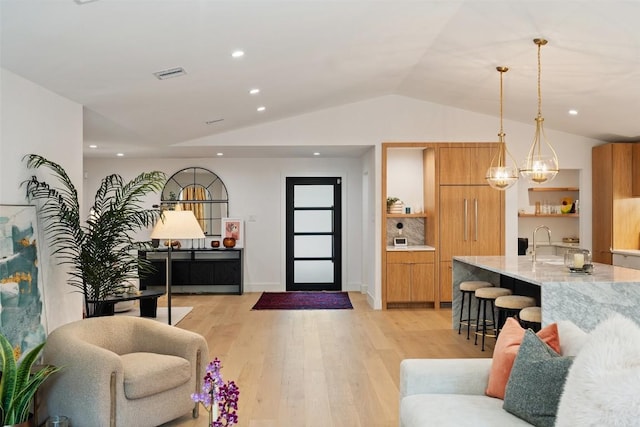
<box><xmin>633</xmin><ymin>144</ymin><xmax>640</xmax><ymax>197</ymax></box>
<box><xmin>439</xmin><ymin>145</ymin><xmax>494</xmax><ymax>185</ymax></box>
<box><xmin>438</xmin><ymin>145</ymin><xmax>504</xmax><ymax>303</ymax></box>
<box><xmin>592</xmin><ymin>143</ymin><xmax>640</xmax><ymax>264</ymax></box>
<box><xmin>382</xmin><ymin>142</ymin><xmax>504</xmax><ymax>309</ymax></box>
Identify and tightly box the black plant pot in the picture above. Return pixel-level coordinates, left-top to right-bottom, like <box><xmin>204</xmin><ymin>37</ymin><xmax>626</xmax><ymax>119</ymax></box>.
<box><xmin>85</xmin><ymin>301</ymin><xmax>115</xmax><ymax>317</ymax></box>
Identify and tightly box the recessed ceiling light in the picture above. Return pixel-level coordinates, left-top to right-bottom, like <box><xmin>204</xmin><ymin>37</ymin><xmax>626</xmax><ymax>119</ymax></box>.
<box><xmin>231</xmin><ymin>50</ymin><xmax>245</xmax><ymax>58</ymax></box>
<box><xmin>89</xmin><ymin>144</ymin><xmax>97</xmax><ymax>149</ymax></box>
<box><xmin>568</xmin><ymin>109</ymin><xmax>578</xmax><ymax>116</ymax></box>
<box><xmin>313</xmin><ymin>152</ymin><xmax>320</xmax><ymax>156</ymax></box>
<box><xmin>249</xmin><ymin>88</ymin><xmax>260</xmax><ymax>95</ymax></box>
<box><xmin>116</xmin><ymin>153</ymin><xmax>124</xmax><ymax>157</ymax></box>
<box><xmin>257</xmin><ymin>106</ymin><xmax>266</xmax><ymax>112</ymax></box>
<box><xmin>216</xmin><ymin>152</ymin><xmax>224</xmax><ymax>156</ymax></box>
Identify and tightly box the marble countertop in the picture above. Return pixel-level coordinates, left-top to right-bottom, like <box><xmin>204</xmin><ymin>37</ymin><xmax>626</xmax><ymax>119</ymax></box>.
<box><xmin>386</xmin><ymin>245</ymin><xmax>435</xmax><ymax>252</ymax></box>
<box><xmin>453</xmin><ymin>255</ymin><xmax>640</xmax><ymax>286</ymax></box>
<box><xmin>535</xmin><ymin>241</ymin><xmax>581</xmax><ymax>248</ymax></box>
<box><xmin>611</xmin><ymin>249</ymin><xmax>640</xmax><ymax>256</ymax></box>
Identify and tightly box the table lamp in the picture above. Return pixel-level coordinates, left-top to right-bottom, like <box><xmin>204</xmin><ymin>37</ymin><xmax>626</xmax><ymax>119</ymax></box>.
<box><xmin>150</xmin><ymin>207</ymin><xmax>204</xmax><ymax>324</ymax></box>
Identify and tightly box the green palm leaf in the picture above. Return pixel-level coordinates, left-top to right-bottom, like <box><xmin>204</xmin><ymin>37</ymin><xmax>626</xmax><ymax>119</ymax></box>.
<box><xmin>22</xmin><ymin>154</ymin><xmax>165</xmax><ymax>315</ymax></box>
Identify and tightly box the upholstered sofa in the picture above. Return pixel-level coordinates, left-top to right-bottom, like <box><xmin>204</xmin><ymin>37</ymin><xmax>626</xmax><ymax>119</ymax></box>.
<box><xmin>42</xmin><ymin>316</ymin><xmax>209</xmax><ymax>427</ymax></box>
<box><xmin>399</xmin><ymin>316</ymin><xmax>640</xmax><ymax>427</ymax></box>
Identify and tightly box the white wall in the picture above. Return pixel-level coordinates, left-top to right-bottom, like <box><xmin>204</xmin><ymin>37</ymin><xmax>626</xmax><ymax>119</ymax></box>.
<box><xmin>173</xmin><ymin>95</ymin><xmax>602</xmax><ymax>307</ymax></box>
<box><xmin>0</xmin><ymin>68</ymin><xmax>84</xmax><ymax>332</ymax></box>
<box><xmin>1</xmin><ymin>71</ymin><xmax>601</xmax><ymax>315</ymax></box>
<box><xmin>386</xmin><ymin>148</ymin><xmax>424</xmax><ymax>213</ymax></box>
<box><xmin>83</xmin><ymin>156</ymin><xmax>366</xmax><ymax>293</ymax></box>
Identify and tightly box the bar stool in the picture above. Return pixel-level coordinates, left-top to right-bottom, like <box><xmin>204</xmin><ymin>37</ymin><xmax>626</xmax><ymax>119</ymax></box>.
<box><xmin>474</xmin><ymin>287</ymin><xmax>512</xmax><ymax>351</ymax></box>
<box><xmin>495</xmin><ymin>295</ymin><xmax>537</xmax><ymax>333</ymax></box>
<box><xmin>458</xmin><ymin>281</ymin><xmax>494</xmax><ymax>340</ymax></box>
<box><xmin>519</xmin><ymin>306</ymin><xmax>542</xmax><ymax>332</ymax></box>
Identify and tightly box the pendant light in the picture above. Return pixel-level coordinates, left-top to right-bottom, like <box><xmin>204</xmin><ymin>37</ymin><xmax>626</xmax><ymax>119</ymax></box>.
<box><xmin>521</xmin><ymin>38</ymin><xmax>559</xmax><ymax>184</ymax></box>
<box><xmin>486</xmin><ymin>66</ymin><xmax>519</xmax><ymax>190</ymax></box>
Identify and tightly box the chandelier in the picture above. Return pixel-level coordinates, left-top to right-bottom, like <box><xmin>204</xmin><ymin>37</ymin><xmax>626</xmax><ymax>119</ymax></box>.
<box><xmin>486</xmin><ymin>66</ymin><xmax>519</xmax><ymax>190</ymax></box>
<box><xmin>520</xmin><ymin>38</ymin><xmax>559</xmax><ymax>184</ymax></box>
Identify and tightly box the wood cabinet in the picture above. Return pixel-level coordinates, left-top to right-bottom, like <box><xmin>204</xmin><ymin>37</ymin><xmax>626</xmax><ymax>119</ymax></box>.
<box><xmin>437</xmin><ymin>144</ymin><xmax>504</xmax><ymax>304</ymax></box>
<box><xmin>633</xmin><ymin>144</ymin><xmax>640</xmax><ymax>197</ymax></box>
<box><xmin>439</xmin><ymin>146</ymin><xmax>493</xmax><ymax>185</ymax></box>
<box><xmin>382</xmin><ymin>142</ymin><xmax>503</xmax><ymax>309</ymax></box>
<box><xmin>386</xmin><ymin>251</ymin><xmax>435</xmax><ymax>303</ymax></box>
<box><xmin>592</xmin><ymin>143</ymin><xmax>640</xmax><ymax>264</ymax></box>
<box><xmin>438</xmin><ymin>186</ymin><xmax>503</xmax><ymax>261</ymax></box>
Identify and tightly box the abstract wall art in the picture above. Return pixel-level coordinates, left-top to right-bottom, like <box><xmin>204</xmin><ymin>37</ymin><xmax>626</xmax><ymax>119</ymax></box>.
<box><xmin>0</xmin><ymin>204</ymin><xmax>47</xmax><ymax>361</ymax></box>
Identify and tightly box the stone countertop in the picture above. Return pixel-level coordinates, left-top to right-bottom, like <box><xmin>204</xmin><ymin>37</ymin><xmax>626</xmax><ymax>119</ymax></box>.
<box><xmin>452</xmin><ymin>255</ymin><xmax>640</xmax><ymax>286</ymax></box>
<box><xmin>386</xmin><ymin>245</ymin><xmax>435</xmax><ymax>252</ymax></box>
<box><xmin>452</xmin><ymin>255</ymin><xmax>640</xmax><ymax>331</ymax></box>
<box><xmin>611</xmin><ymin>249</ymin><xmax>640</xmax><ymax>256</ymax></box>
<box><xmin>535</xmin><ymin>241</ymin><xmax>581</xmax><ymax>249</ymax></box>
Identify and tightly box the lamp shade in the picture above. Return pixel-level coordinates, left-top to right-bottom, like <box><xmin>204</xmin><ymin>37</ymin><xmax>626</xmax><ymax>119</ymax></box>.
<box><xmin>150</xmin><ymin>210</ymin><xmax>205</xmax><ymax>240</ymax></box>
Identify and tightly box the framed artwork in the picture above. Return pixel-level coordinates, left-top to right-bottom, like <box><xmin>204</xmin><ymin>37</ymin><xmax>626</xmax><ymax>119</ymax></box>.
<box><xmin>0</xmin><ymin>205</ymin><xmax>48</xmax><ymax>360</ymax></box>
<box><xmin>221</xmin><ymin>218</ymin><xmax>244</xmax><ymax>248</ymax></box>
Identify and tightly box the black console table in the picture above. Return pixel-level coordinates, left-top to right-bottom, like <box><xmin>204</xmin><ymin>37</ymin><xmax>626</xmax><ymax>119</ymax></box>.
<box><xmin>139</xmin><ymin>249</ymin><xmax>243</xmax><ymax>294</ymax></box>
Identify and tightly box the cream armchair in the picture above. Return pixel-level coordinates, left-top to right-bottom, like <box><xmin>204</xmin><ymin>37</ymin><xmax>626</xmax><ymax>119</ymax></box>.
<box><xmin>41</xmin><ymin>316</ymin><xmax>209</xmax><ymax>427</ymax></box>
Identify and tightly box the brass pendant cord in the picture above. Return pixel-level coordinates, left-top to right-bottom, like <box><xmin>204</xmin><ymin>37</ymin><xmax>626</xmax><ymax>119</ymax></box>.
<box><xmin>497</xmin><ymin>66</ymin><xmax>507</xmax><ymax>166</ymax></box>
<box><xmin>486</xmin><ymin>65</ymin><xmax>519</xmax><ymax>190</ymax></box>
<box><xmin>534</xmin><ymin>39</ymin><xmax>544</xmax><ymax>158</ymax></box>
<box><xmin>492</xmin><ymin>66</ymin><xmax>515</xmax><ymax>169</ymax></box>
<box><xmin>532</xmin><ymin>39</ymin><xmax>558</xmax><ymax>161</ymax></box>
<box><xmin>522</xmin><ymin>38</ymin><xmax>559</xmax><ymax>184</ymax></box>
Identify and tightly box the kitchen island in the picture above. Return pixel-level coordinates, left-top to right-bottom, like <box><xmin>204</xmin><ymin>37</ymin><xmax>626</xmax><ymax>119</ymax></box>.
<box><xmin>452</xmin><ymin>255</ymin><xmax>640</xmax><ymax>331</ymax></box>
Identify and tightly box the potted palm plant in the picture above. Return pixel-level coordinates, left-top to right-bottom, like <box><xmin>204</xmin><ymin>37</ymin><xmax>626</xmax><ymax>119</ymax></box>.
<box><xmin>22</xmin><ymin>154</ymin><xmax>165</xmax><ymax>317</ymax></box>
<box><xmin>0</xmin><ymin>333</ymin><xmax>60</xmax><ymax>426</ymax></box>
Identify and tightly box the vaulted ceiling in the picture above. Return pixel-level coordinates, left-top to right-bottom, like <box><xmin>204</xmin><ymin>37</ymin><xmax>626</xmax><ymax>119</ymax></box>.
<box><xmin>2</xmin><ymin>1</ymin><xmax>639</xmax><ymax>158</ymax></box>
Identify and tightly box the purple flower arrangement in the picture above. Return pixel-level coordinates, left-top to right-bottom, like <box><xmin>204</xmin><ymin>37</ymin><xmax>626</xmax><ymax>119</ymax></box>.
<box><xmin>191</xmin><ymin>358</ymin><xmax>240</xmax><ymax>427</ymax></box>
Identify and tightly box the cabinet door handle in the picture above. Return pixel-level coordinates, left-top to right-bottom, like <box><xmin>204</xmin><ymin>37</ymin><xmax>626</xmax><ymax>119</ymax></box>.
<box><xmin>474</xmin><ymin>198</ymin><xmax>478</xmax><ymax>241</ymax></box>
<box><xmin>464</xmin><ymin>198</ymin><xmax>468</xmax><ymax>241</ymax></box>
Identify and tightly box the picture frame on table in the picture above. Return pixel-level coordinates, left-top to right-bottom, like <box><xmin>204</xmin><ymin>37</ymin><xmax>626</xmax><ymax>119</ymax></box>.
<box><xmin>221</xmin><ymin>218</ymin><xmax>244</xmax><ymax>248</ymax></box>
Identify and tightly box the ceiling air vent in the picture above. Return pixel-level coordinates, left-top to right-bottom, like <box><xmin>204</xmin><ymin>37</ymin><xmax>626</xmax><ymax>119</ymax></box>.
<box><xmin>153</xmin><ymin>67</ymin><xmax>187</xmax><ymax>80</ymax></box>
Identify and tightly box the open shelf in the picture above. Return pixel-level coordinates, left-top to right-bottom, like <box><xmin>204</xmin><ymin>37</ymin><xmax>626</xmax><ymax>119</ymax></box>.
<box><xmin>518</xmin><ymin>213</ymin><xmax>579</xmax><ymax>218</ymax></box>
<box><xmin>528</xmin><ymin>187</ymin><xmax>579</xmax><ymax>192</ymax></box>
<box><xmin>386</xmin><ymin>213</ymin><xmax>428</xmax><ymax>218</ymax></box>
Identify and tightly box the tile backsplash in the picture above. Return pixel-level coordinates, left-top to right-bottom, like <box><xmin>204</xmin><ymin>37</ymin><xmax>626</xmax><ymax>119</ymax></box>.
<box><xmin>386</xmin><ymin>218</ymin><xmax>425</xmax><ymax>246</ymax></box>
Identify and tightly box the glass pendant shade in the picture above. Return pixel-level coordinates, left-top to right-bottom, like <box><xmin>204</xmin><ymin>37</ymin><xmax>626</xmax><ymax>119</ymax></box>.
<box><xmin>521</xmin><ymin>38</ymin><xmax>559</xmax><ymax>185</ymax></box>
<box><xmin>486</xmin><ymin>139</ymin><xmax>519</xmax><ymax>189</ymax></box>
<box><xmin>520</xmin><ymin>116</ymin><xmax>559</xmax><ymax>184</ymax></box>
<box><xmin>486</xmin><ymin>66</ymin><xmax>519</xmax><ymax>190</ymax></box>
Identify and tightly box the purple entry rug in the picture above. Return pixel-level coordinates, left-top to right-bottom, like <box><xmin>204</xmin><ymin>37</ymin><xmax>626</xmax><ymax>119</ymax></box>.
<box><xmin>251</xmin><ymin>291</ymin><xmax>353</xmax><ymax>310</ymax></box>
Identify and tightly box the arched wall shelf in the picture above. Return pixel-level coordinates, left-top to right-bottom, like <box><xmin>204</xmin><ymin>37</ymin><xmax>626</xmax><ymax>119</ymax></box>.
<box><xmin>160</xmin><ymin>167</ymin><xmax>229</xmax><ymax>236</ymax></box>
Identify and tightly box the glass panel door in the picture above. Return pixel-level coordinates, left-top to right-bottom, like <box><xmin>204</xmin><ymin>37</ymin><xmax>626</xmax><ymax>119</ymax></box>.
<box><xmin>286</xmin><ymin>177</ymin><xmax>341</xmax><ymax>291</ymax></box>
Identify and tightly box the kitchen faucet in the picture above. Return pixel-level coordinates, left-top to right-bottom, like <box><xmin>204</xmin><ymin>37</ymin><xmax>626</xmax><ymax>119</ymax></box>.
<box><xmin>532</xmin><ymin>225</ymin><xmax>551</xmax><ymax>263</ymax></box>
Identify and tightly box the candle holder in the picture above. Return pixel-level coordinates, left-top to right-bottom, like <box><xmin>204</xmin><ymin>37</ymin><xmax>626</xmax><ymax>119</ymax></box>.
<box><xmin>564</xmin><ymin>248</ymin><xmax>591</xmax><ymax>272</ymax></box>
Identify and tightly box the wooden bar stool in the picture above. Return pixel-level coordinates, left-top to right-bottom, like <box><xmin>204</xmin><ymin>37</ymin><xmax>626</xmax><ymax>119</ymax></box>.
<box><xmin>458</xmin><ymin>281</ymin><xmax>494</xmax><ymax>340</ymax></box>
<box><xmin>495</xmin><ymin>295</ymin><xmax>537</xmax><ymax>333</ymax></box>
<box><xmin>474</xmin><ymin>287</ymin><xmax>512</xmax><ymax>351</ymax></box>
<box><xmin>519</xmin><ymin>306</ymin><xmax>542</xmax><ymax>332</ymax></box>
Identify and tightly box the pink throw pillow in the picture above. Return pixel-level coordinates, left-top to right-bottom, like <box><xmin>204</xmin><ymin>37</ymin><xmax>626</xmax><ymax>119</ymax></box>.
<box><xmin>485</xmin><ymin>317</ymin><xmax>560</xmax><ymax>399</ymax></box>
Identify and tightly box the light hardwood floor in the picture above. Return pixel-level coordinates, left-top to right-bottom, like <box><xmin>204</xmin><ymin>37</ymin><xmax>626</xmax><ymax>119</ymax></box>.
<box><xmin>161</xmin><ymin>292</ymin><xmax>494</xmax><ymax>427</ymax></box>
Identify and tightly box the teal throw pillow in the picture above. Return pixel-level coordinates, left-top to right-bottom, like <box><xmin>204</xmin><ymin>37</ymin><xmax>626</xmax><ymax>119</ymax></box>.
<box><xmin>502</xmin><ymin>329</ymin><xmax>573</xmax><ymax>427</ymax></box>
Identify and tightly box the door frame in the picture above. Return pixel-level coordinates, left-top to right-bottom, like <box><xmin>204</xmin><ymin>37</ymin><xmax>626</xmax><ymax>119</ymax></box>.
<box><xmin>285</xmin><ymin>176</ymin><xmax>342</xmax><ymax>291</ymax></box>
<box><xmin>281</xmin><ymin>173</ymin><xmax>346</xmax><ymax>291</ymax></box>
